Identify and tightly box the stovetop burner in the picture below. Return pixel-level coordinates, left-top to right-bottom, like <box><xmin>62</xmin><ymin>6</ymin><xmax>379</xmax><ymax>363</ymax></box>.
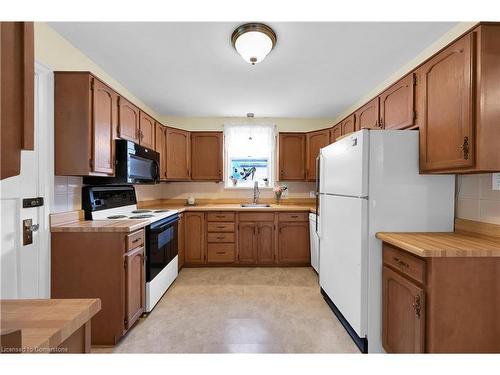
<box><xmin>107</xmin><ymin>215</ymin><xmax>128</xmax><ymax>219</ymax></box>
<box><xmin>153</xmin><ymin>209</ymin><xmax>171</xmax><ymax>213</ymax></box>
<box><xmin>131</xmin><ymin>209</ymin><xmax>152</xmax><ymax>214</ymax></box>
<box><xmin>130</xmin><ymin>214</ymin><xmax>155</xmax><ymax>219</ymax></box>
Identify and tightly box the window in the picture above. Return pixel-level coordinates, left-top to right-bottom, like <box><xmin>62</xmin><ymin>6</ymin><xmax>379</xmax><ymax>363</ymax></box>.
<box><xmin>224</xmin><ymin>124</ymin><xmax>276</xmax><ymax>188</ymax></box>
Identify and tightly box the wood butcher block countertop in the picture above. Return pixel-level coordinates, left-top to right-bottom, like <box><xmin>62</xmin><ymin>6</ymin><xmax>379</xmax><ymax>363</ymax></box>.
<box><xmin>376</xmin><ymin>219</ymin><xmax>500</xmax><ymax>258</ymax></box>
<box><xmin>0</xmin><ymin>298</ymin><xmax>101</xmax><ymax>352</ymax></box>
<box><xmin>147</xmin><ymin>203</ymin><xmax>316</xmax><ymax>213</ymax></box>
<box><xmin>50</xmin><ymin>210</ymin><xmax>150</xmax><ymax>233</ymax></box>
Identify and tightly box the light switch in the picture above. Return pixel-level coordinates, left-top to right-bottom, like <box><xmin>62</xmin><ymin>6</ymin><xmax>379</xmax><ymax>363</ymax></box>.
<box><xmin>492</xmin><ymin>173</ymin><xmax>500</xmax><ymax>191</ymax></box>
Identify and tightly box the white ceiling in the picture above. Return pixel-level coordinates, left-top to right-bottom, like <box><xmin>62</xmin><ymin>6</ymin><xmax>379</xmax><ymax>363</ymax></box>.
<box><xmin>49</xmin><ymin>22</ymin><xmax>456</xmax><ymax>118</ymax></box>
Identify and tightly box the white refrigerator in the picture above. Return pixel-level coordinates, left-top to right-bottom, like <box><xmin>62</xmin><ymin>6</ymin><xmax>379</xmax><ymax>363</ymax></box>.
<box><xmin>318</xmin><ymin>129</ymin><xmax>455</xmax><ymax>353</ymax></box>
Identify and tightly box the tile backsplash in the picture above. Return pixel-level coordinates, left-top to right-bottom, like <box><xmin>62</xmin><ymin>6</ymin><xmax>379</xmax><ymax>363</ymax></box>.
<box><xmin>456</xmin><ymin>174</ymin><xmax>500</xmax><ymax>225</ymax></box>
<box><xmin>54</xmin><ymin>176</ymin><xmax>83</xmax><ymax>213</ymax></box>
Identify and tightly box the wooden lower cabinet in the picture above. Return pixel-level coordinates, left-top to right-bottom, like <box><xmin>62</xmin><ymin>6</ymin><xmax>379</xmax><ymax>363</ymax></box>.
<box><xmin>382</xmin><ymin>242</ymin><xmax>500</xmax><ymax>353</ymax></box>
<box><xmin>257</xmin><ymin>223</ymin><xmax>275</xmax><ymax>264</ymax></box>
<box><xmin>277</xmin><ymin>222</ymin><xmax>310</xmax><ymax>264</ymax></box>
<box><xmin>51</xmin><ymin>229</ymin><xmax>146</xmax><ymax>345</ymax></box>
<box><xmin>184</xmin><ymin>212</ymin><xmax>206</xmax><ymax>265</ymax></box>
<box><xmin>237</xmin><ymin>222</ymin><xmax>257</xmax><ymax>264</ymax></box>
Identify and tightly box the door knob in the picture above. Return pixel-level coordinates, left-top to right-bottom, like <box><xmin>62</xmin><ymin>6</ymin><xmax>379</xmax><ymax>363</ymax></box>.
<box><xmin>23</xmin><ymin>219</ymin><xmax>38</xmax><ymax>246</ymax></box>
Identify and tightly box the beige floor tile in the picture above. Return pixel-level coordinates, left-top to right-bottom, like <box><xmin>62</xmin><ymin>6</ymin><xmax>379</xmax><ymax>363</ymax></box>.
<box><xmin>93</xmin><ymin>267</ymin><xmax>360</xmax><ymax>354</ymax></box>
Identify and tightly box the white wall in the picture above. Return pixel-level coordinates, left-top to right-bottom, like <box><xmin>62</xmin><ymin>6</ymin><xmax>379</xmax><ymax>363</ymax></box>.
<box><xmin>456</xmin><ymin>174</ymin><xmax>500</xmax><ymax>225</ymax></box>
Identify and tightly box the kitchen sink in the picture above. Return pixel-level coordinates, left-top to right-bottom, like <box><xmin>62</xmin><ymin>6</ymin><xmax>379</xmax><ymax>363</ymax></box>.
<box><xmin>240</xmin><ymin>203</ymin><xmax>271</xmax><ymax>208</ymax></box>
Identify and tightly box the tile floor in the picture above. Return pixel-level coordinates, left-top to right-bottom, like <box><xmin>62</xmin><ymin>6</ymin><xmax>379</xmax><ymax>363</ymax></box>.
<box><xmin>93</xmin><ymin>267</ymin><xmax>359</xmax><ymax>353</ymax></box>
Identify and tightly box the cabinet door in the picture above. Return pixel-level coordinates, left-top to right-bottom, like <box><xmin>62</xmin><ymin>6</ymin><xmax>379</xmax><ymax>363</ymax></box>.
<box><xmin>118</xmin><ymin>97</ymin><xmax>140</xmax><ymax>143</ymax></box>
<box><xmin>418</xmin><ymin>33</ymin><xmax>474</xmax><ymax>172</ymax></box>
<box><xmin>191</xmin><ymin>132</ymin><xmax>223</xmax><ymax>181</ymax></box>
<box><xmin>184</xmin><ymin>212</ymin><xmax>205</xmax><ymax>264</ymax></box>
<box><xmin>238</xmin><ymin>223</ymin><xmax>257</xmax><ymax>264</ymax></box>
<box><xmin>124</xmin><ymin>246</ymin><xmax>145</xmax><ymax>330</ymax></box>
<box><xmin>330</xmin><ymin>124</ymin><xmax>342</xmax><ymax>144</ymax></box>
<box><xmin>91</xmin><ymin>78</ymin><xmax>117</xmax><ymax>175</ymax></box>
<box><xmin>379</xmin><ymin>74</ymin><xmax>415</xmax><ymax>130</ymax></box>
<box><xmin>278</xmin><ymin>133</ymin><xmax>306</xmax><ymax>181</ymax></box>
<box><xmin>177</xmin><ymin>213</ymin><xmax>185</xmax><ymax>270</ymax></box>
<box><xmin>257</xmin><ymin>223</ymin><xmax>275</xmax><ymax>264</ymax></box>
<box><xmin>166</xmin><ymin>128</ymin><xmax>191</xmax><ymax>180</ymax></box>
<box><xmin>340</xmin><ymin>114</ymin><xmax>356</xmax><ymax>134</ymax></box>
<box><xmin>277</xmin><ymin>222</ymin><xmax>310</xmax><ymax>264</ymax></box>
<box><xmin>382</xmin><ymin>266</ymin><xmax>425</xmax><ymax>353</ymax></box>
<box><xmin>306</xmin><ymin>129</ymin><xmax>330</xmax><ymax>181</ymax></box>
<box><xmin>355</xmin><ymin>98</ymin><xmax>380</xmax><ymax>130</ymax></box>
<box><xmin>139</xmin><ymin>111</ymin><xmax>155</xmax><ymax>149</ymax></box>
<box><xmin>155</xmin><ymin>123</ymin><xmax>167</xmax><ymax>181</ymax></box>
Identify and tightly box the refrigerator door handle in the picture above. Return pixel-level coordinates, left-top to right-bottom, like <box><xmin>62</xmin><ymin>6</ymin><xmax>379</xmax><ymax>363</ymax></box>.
<box><xmin>315</xmin><ymin>155</ymin><xmax>320</xmax><ymax>234</ymax></box>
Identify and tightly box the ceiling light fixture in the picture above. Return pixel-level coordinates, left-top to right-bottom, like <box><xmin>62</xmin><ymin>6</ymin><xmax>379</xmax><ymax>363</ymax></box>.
<box><xmin>231</xmin><ymin>23</ymin><xmax>277</xmax><ymax>65</ymax></box>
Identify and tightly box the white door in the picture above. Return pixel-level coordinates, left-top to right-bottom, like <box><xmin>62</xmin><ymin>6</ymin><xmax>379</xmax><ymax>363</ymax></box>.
<box><xmin>319</xmin><ymin>194</ymin><xmax>368</xmax><ymax>337</ymax></box>
<box><xmin>320</xmin><ymin>129</ymin><xmax>369</xmax><ymax>197</ymax></box>
<box><xmin>0</xmin><ymin>63</ymin><xmax>52</xmax><ymax>299</ymax></box>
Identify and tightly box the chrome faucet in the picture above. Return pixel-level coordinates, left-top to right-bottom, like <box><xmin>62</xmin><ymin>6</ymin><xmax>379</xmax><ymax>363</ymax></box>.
<box><xmin>253</xmin><ymin>181</ymin><xmax>260</xmax><ymax>204</ymax></box>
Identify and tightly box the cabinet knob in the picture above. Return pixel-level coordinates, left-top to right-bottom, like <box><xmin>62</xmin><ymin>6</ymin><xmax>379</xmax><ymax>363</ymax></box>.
<box><xmin>460</xmin><ymin>136</ymin><xmax>470</xmax><ymax>160</ymax></box>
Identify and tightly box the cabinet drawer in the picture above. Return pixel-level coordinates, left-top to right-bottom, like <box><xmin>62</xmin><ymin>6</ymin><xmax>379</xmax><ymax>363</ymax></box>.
<box><xmin>238</xmin><ymin>212</ymin><xmax>275</xmax><ymax>222</ymax></box>
<box><xmin>207</xmin><ymin>232</ymin><xmax>235</xmax><ymax>243</ymax></box>
<box><xmin>126</xmin><ymin>229</ymin><xmax>145</xmax><ymax>250</ymax></box>
<box><xmin>383</xmin><ymin>243</ymin><xmax>425</xmax><ymax>284</ymax></box>
<box><xmin>207</xmin><ymin>244</ymin><xmax>235</xmax><ymax>263</ymax></box>
<box><xmin>206</xmin><ymin>212</ymin><xmax>235</xmax><ymax>222</ymax></box>
<box><xmin>207</xmin><ymin>222</ymin><xmax>235</xmax><ymax>232</ymax></box>
<box><xmin>278</xmin><ymin>212</ymin><xmax>308</xmax><ymax>222</ymax></box>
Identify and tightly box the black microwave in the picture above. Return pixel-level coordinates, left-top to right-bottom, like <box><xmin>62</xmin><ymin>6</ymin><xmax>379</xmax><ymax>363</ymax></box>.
<box><xmin>84</xmin><ymin>140</ymin><xmax>160</xmax><ymax>185</ymax></box>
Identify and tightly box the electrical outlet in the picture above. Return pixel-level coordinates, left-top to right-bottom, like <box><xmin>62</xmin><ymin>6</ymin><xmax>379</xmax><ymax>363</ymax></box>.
<box><xmin>309</xmin><ymin>191</ymin><xmax>316</xmax><ymax>198</ymax></box>
<box><xmin>492</xmin><ymin>173</ymin><xmax>500</xmax><ymax>191</ymax></box>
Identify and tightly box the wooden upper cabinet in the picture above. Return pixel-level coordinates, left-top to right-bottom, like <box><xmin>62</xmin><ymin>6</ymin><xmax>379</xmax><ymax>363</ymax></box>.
<box><xmin>139</xmin><ymin>111</ymin><xmax>155</xmax><ymax>149</ymax></box>
<box><xmin>340</xmin><ymin>114</ymin><xmax>356</xmax><ymax>135</ymax></box>
<box><xmin>238</xmin><ymin>223</ymin><xmax>257</xmax><ymax>264</ymax></box>
<box><xmin>155</xmin><ymin>123</ymin><xmax>167</xmax><ymax>181</ymax></box>
<box><xmin>418</xmin><ymin>33</ymin><xmax>474</xmax><ymax>172</ymax></box>
<box><xmin>306</xmin><ymin>129</ymin><xmax>330</xmax><ymax>181</ymax></box>
<box><xmin>91</xmin><ymin>78</ymin><xmax>117</xmax><ymax>175</ymax></box>
<box><xmin>382</xmin><ymin>266</ymin><xmax>425</xmax><ymax>353</ymax></box>
<box><xmin>277</xmin><ymin>222</ymin><xmax>310</xmax><ymax>264</ymax></box>
<box><xmin>278</xmin><ymin>133</ymin><xmax>306</xmax><ymax>181</ymax></box>
<box><xmin>356</xmin><ymin>98</ymin><xmax>380</xmax><ymax>130</ymax></box>
<box><xmin>330</xmin><ymin>124</ymin><xmax>342</xmax><ymax>144</ymax></box>
<box><xmin>124</xmin><ymin>246</ymin><xmax>145</xmax><ymax>330</ymax></box>
<box><xmin>379</xmin><ymin>74</ymin><xmax>415</xmax><ymax>130</ymax></box>
<box><xmin>1</xmin><ymin>22</ymin><xmax>34</xmax><ymax>180</ymax></box>
<box><xmin>191</xmin><ymin>132</ymin><xmax>223</xmax><ymax>181</ymax></box>
<box><xmin>166</xmin><ymin>128</ymin><xmax>191</xmax><ymax>180</ymax></box>
<box><xmin>118</xmin><ymin>97</ymin><xmax>140</xmax><ymax>143</ymax></box>
<box><xmin>257</xmin><ymin>223</ymin><xmax>275</xmax><ymax>264</ymax></box>
<box><xmin>184</xmin><ymin>212</ymin><xmax>205</xmax><ymax>264</ymax></box>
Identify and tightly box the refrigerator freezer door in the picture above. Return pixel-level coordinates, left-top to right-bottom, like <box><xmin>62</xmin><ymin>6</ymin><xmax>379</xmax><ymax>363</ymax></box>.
<box><xmin>319</xmin><ymin>194</ymin><xmax>368</xmax><ymax>337</ymax></box>
<box><xmin>320</xmin><ymin>129</ymin><xmax>369</xmax><ymax>197</ymax></box>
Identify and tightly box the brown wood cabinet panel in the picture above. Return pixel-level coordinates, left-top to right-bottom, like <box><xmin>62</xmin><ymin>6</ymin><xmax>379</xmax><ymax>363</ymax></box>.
<box><xmin>139</xmin><ymin>111</ymin><xmax>155</xmax><ymax>149</ymax></box>
<box><xmin>419</xmin><ymin>33</ymin><xmax>474</xmax><ymax>172</ymax></box>
<box><xmin>91</xmin><ymin>78</ymin><xmax>117</xmax><ymax>175</ymax></box>
<box><xmin>207</xmin><ymin>222</ymin><xmax>235</xmax><ymax>232</ymax></box>
<box><xmin>382</xmin><ymin>265</ymin><xmax>425</xmax><ymax>353</ymax></box>
<box><xmin>238</xmin><ymin>212</ymin><xmax>275</xmax><ymax>222</ymax></box>
<box><xmin>278</xmin><ymin>212</ymin><xmax>308</xmax><ymax>222</ymax></box>
<box><xmin>178</xmin><ymin>213</ymin><xmax>185</xmax><ymax>270</ymax></box>
<box><xmin>207</xmin><ymin>244</ymin><xmax>235</xmax><ymax>263</ymax></box>
<box><xmin>191</xmin><ymin>132</ymin><xmax>223</xmax><ymax>181</ymax></box>
<box><xmin>207</xmin><ymin>232</ymin><xmax>235</xmax><ymax>243</ymax></box>
<box><xmin>166</xmin><ymin>127</ymin><xmax>191</xmax><ymax>180</ymax></box>
<box><xmin>207</xmin><ymin>212</ymin><xmax>235</xmax><ymax>222</ymax></box>
<box><xmin>124</xmin><ymin>246</ymin><xmax>145</xmax><ymax>330</ymax></box>
<box><xmin>155</xmin><ymin>123</ymin><xmax>167</xmax><ymax>180</ymax></box>
<box><xmin>340</xmin><ymin>114</ymin><xmax>356</xmax><ymax>134</ymax></box>
<box><xmin>356</xmin><ymin>98</ymin><xmax>380</xmax><ymax>130</ymax></box>
<box><xmin>1</xmin><ymin>22</ymin><xmax>34</xmax><ymax>180</ymax></box>
<box><xmin>306</xmin><ymin>129</ymin><xmax>330</xmax><ymax>181</ymax></box>
<box><xmin>278</xmin><ymin>133</ymin><xmax>306</xmax><ymax>181</ymax></box>
<box><xmin>118</xmin><ymin>97</ymin><xmax>140</xmax><ymax>143</ymax></box>
<box><xmin>126</xmin><ymin>229</ymin><xmax>145</xmax><ymax>251</ymax></box>
<box><xmin>330</xmin><ymin>124</ymin><xmax>342</xmax><ymax>143</ymax></box>
<box><xmin>257</xmin><ymin>223</ymin><xmax>275</xmax><ymax>264</ymax></box>
<box><xmin>383</xmin><ymin>243</ymin><xmax>425</xmax><ymax>284</ymax></box>
<box><xmin>184</xmin><ymin>212</ymin><xmax>205</xmax><ymax>264</ymax></box>
<box><xmin>238</xmin><ymin>223</ymin><xmax>257</xmax><ymax>264</ymax></box>
<box><xmin>277</xmin><ymin>222</ymin><xmax>310</xmax><ymax>264</ymax></box>
<box><xmin>379</xmin><ymin>74</ymin><xmax>415</xmax><ymax>130</ymax></box>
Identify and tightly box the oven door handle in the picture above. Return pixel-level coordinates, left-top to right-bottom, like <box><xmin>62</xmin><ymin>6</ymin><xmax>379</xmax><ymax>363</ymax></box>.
<box><xmin>149</xmin><ymin>216</ymin><xmax>180</xmax><ymax>232</ymax></box>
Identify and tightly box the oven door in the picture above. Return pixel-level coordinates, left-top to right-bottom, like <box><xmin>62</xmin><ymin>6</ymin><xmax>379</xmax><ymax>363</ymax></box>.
<box><xmin>146</xmin><ymin>215</ymin><xmax>179</xmax><ymax>282</ymax></box>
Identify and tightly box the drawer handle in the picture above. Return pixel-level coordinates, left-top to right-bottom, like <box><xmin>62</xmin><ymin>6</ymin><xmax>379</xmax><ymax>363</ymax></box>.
<box><xmin>413</xmin><ymin>295</ymin><xmax>422</xmax><ymax>319</ymax></box>
<box><xmin>132</xmin><ymin>238</ymin><xmax>141</xmax><ymax>243</ymax></box>
<box><xmin>216</xmin><ymin>226</ymin><xmax>225</xmax><ymax>229</ymax></box>
<box><xmin>291</xmin><ymin>215</ymin><xmax>298</xmax><ymax>218</ymax></box>
<box><xmin>216</xmin><ymin>215</ymin><xmax>225</xmax><ymax>218</ymax></box>
<box><xmin>216</xmin><ymin>236</ymin><xmax>225</xmax><ymax>240</ymax></box>
<box><xmin>393</xmin><ymin>257</ymin><xmax>409</xmax><ymax>268</ymax></box>
<box><xmin>216</xmin><ymin>251</ymin><xmax>226</xmax><ymax>255</ymax></box>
